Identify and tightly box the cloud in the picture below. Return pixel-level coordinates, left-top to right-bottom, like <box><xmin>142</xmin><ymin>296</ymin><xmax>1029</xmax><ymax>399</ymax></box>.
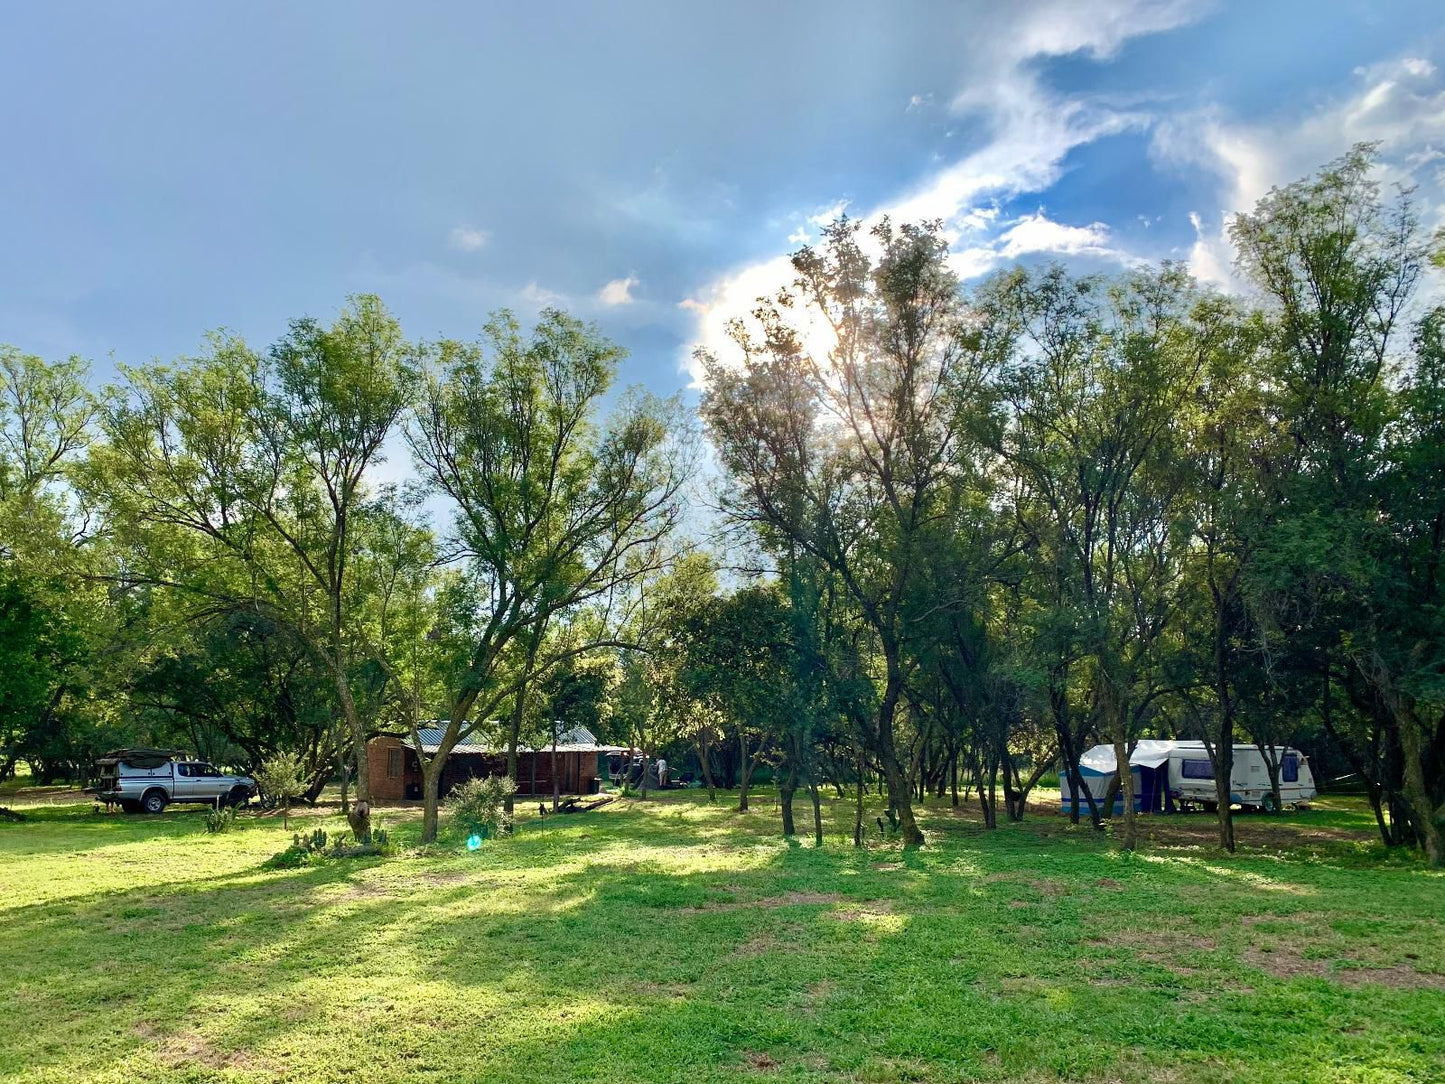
<box><xmin>1153</xmin><ymin>54</ymin><xmax>1445</xmax><ymax>288</ymax></box>
<box><xmin>677</xmin><ymin>0</ymin><xmax>1205</xmax><ymax>386</ymax></box>
<box><xmin>597</xmin><ymin>275</ymin><xmax>640</xmax><ymax>306</ymax></box>
<box><xmin>996</xmin><ymin>212</ymin><xmax>1117</xmax><ymax>259</ymax></box>
<box><xmin>520</xmin><ymin>280</ymin><xmax>564</xmax><ymax>306</ymax></box>
<box><xmin>448</xmin><ymin>224</ymin><xmax>490</xmax><ymax>252</ymax></box>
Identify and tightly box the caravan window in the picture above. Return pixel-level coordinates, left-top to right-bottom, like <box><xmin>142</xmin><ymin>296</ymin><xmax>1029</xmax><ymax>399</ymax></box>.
<box><xmin>1181</xmin><ymin>759</ymin><xmax>1213</xmax><ymax>780</ymax></box>
<box><xmin>1282</xmin><ymin>755</ymin><xmax>1299</xmax><ymax>783</ymax></box>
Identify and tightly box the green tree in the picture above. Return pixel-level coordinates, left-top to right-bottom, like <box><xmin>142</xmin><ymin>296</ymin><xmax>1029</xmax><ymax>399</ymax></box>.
<box><xmin>406</xmin><ymin>309</ymin><xmax>691</xmax><ymax>842</ymax></box>
<box><xmin>701</xmin><ymin>219</ymin><xmax>980</xmax><ymax>847</ymax></box>
<box><xmin>89</xmin><ymin>296</ymin><xmax>417</xmax><ymax>841</ymax></box>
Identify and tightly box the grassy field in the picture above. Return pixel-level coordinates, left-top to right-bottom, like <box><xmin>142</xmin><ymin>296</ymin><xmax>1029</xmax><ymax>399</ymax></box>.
<box><xmin>0</xmin><ymin>785</ymin><xmax>1441</xmax><ymax>1084</ymax></box>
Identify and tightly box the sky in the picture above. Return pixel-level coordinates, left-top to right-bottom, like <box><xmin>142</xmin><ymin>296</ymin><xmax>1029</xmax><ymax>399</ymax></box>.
<box><xmin>2</xmin><ymin>0</ymin><xmax>1444</xmax><ymax>404</ymax></box>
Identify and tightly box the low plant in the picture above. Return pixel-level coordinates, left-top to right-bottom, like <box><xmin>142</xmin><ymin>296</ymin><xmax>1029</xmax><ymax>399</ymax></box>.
<box><xmin>203</xmin><ymin>805</ymin><xmax>237</xmax><ymax>834</ymax></box>
<box><xmin>264</xmin><ymin>824</ymin><xmax>395</xmax><ymax>869</ymax></box>
<box><xmin>446</xmin><ymin>775</ymin><xmax>517</xmax><ymax>841</ymax></box>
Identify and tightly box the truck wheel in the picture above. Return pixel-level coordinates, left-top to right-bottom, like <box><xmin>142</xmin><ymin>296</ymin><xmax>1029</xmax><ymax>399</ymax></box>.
<box><xmin>227</xmin><ymin>786</ymin><xmax>250</xmax><ymax>808</ymax></box>
<box><xmin>119</xmin><ymin>799</ymin><xmax>141</xmax><ymax>814</ymax></box>
<box><xmin>141</xmin><ymin>790</ymin><xmax>168</xmax><ymax>815</ymax></box>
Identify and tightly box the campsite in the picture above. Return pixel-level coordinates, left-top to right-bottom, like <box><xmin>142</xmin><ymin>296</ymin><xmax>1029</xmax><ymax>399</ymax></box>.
<box><xmin>2</xmin><ymin>782</ymin><xmax>1442</xmax><ymax>1084</ymax></box>
<box><xmin>3</xmin><ymin>4</ymin><xmax>1445</xmax><ymax>1083</ymax></box>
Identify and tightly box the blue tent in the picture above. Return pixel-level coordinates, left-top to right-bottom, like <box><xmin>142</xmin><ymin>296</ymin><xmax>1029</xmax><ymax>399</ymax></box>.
<box><xmin>1060</xmin><ymin>741</ymin><xmax>1179</xmax><ymax>815</ymax></box>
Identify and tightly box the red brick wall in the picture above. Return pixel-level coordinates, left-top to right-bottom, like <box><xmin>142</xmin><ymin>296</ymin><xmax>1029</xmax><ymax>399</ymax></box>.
<box><xmin>367</xmin><ymin>735</ymin><xmax>407</xmax><ymax>801</ymax></box>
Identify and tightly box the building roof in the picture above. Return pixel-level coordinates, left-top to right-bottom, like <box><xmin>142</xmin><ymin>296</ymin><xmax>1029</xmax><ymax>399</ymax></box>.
<box><xmin>407</xmin><ymin>723</ymin><xmax>625</xmax><ymax>756</ymax></box>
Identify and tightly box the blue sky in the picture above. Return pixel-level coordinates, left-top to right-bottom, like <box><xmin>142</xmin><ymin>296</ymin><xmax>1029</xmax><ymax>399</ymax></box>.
<box><xmin>2</xmin><ymin>1</ymin><xmax>1443</xmax><ymax>400</ymax></box>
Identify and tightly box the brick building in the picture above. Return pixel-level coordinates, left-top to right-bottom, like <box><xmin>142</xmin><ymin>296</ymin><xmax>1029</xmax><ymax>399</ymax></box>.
<box><xmin>367</xmin><ymin>725</ymin><xmax>623</xmax><ymax>802</ymax></box>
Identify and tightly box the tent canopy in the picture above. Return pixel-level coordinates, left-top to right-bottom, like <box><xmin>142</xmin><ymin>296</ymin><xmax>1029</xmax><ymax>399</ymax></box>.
<box><xmin>1078</xmin><ymin>740</ymin><xmax>1194</xmax><ymax>775</ymax></box>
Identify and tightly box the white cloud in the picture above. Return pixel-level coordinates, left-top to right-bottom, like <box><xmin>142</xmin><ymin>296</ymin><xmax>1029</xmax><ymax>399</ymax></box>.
<box><xmin>597</xmin><ymin>275</ymin><xmax>640</xmax><ymax>306</ymax></box>
<box><xmin>521</xmin><ymin>280</ymin><xmax>564</xmax><ymax>306</ymax></box>
<box><xmin>448</xmin><ymin>224</ymin><xmax>490</xmax><ymax>252</ymax></box>
<box><xmin>678</xmin><ymin>0</ymin><xmax>1205</xmax><ymax>387</ymax></box>
<box><xmin>996</xmin><ymin>212</ymin><xmax>1115</xmax><ymax>259</ymax></box>
<box><xmin>1153</xmin><ymin>54</ymin><xmax>1445</xmax><ymax>289</ymax></box>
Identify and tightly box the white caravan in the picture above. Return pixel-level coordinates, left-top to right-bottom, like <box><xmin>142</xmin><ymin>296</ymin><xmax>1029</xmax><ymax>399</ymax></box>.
<box><xmin>1062</xmin><ymin>740</ymin><xmax>1317</xmax><ymax>814</ymax></box>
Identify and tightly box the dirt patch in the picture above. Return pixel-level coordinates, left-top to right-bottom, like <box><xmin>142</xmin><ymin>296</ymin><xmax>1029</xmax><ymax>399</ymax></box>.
<box><xmin>872</xmin><ymin>861</ymin><xmax>904</xmax><ymax>872</ymax></box>
<box><xmin>744</xmin><ymin>1051</ymin><xmax>779</xmax><ymax>1071</ymax></box>
<box><xmin>836</xmin><ymin>899</ymin><xmax>894</xmax><ymax>918</ymax></box>
<box><xmin>1094</xmin><ymin>877</ymin><xmax>1121</xmax><ymax>889</ymax></box>
<box><xmin>680</xmin><ymin>891</ymin><xmax>842</xmax><ymax>914</ymax></box>
<box><xmin>133</xmin><ymin>1022</ymin><xmax>260</xmax><ymax>1071</ymax></box>
<box><xmin>630</xmin><ymin>980</ymin><xmax>689</xmax><ymax>1000</ymax></box>
<box><xmin>1242</xmin><ymin>945</ymin><xmax>1445</xmax><ymax>989</ymax></box>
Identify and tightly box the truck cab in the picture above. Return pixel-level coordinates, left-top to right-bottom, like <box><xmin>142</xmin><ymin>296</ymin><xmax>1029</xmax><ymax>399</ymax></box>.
<box><xmin>95</xmin><ymin>749</ymin><xmax>256</xmax><ymax>814</ymax></box>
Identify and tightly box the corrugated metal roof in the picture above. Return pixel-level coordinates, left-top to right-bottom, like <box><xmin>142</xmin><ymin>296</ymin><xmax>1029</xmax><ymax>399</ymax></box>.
<box><xmin>408</xmin><ymin>723</ymin><xmax>625</xmax><ymax>756</ymax></box>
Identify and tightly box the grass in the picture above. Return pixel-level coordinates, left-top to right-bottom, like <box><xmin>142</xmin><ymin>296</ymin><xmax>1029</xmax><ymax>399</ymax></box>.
<box><xmin>0</xmin><ymin>786</ymin><xmax>1441</xmax><ymax>1084</ymax></box>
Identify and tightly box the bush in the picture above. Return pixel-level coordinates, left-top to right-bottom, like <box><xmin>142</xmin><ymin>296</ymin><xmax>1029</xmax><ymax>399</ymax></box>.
<box><xmin>263</xmin><ymin>824</ymin><xmax>395</xmax><ymax>869</ymax></box>
<box><xmin>253</xmin><ymin>751</ymin><xmax>307</xmax><ymax>828</ymax></box>
<box><xmin>446</xmin><ymin>775</ymin><xmax>516</xmax><ymax>841</ymax></box>
<box><xmin>204</xmin><ymin>806</ymin><xmax>237</xmax><ymax>834</ymax></box>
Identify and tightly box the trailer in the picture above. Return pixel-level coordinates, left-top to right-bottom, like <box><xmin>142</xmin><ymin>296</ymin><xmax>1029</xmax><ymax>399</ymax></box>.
<box><xmin>1060</xmin><ymin>740</ymin><xmax>1316</xmax><ymax>815</ymax></box>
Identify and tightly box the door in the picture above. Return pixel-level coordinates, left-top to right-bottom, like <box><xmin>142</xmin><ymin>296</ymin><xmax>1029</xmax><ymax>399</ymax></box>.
<box><xmin>171</xmin><ymin>762</ymin><xmax>200</xmax><ymax>799</ymax></box>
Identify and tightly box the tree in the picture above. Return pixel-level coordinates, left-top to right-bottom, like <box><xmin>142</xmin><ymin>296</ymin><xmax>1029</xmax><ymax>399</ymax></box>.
<box><xmin>90</xmin><ymin>295</ymin><xmax>417</xmax><ymax>840</ymax></box>
<box><xmin>701</xmin><ymin>219</ymin><xmax>981</xmax><ymax>847</ymax></box>
<box><xmin>1232</xmin><ymin>145</ymin><xmax>1442</xmax><ymax>864</ymax></box>
<box><xmin>255</xmin><ymin>750</ymin><xmax>306</xmax><ymax>829</ymax></box>
<box><xmin>406</xmin><ymin>309</ymin><xmax>691</xmax><ymax>842</ymax></box>
<box><xmin>979</xmin><ymin>266</ymin><xmax>1210</xmax><ymax>849</ymax></box>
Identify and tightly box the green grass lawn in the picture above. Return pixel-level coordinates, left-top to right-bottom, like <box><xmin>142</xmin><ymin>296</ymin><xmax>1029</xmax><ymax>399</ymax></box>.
<box><xmin>0</xmin><ymin>787</ymin><xmax>1441</xmax><ymax>1084</ymax></box>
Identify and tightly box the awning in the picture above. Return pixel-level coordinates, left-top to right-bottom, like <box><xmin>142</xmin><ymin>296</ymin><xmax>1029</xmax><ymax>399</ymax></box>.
<box><xmin>1078</xmin><ymin>740</ymin><xmax>1179</xmax><ymax>774</ymax></box>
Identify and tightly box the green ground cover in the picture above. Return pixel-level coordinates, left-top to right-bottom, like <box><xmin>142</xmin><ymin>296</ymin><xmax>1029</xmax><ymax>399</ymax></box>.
<box><xmin>0</xmin><ymin>789</ymin><xmax>1440</xmax><ymax>1083</ymax></box>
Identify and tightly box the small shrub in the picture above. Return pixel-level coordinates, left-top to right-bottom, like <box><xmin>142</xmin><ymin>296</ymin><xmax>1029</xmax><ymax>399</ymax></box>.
<box><xmin>446</xmin><ymin>775</ymin><xmax>516</xmax><ymax>841</ymax></box>
<box><xmin>254</xmin><ymin>751</ymin><xmax>307</xmax><ymax>828</ymax></box>
<box><xmin>263</xmin><ymin>824</ymin><xmax>394</xmax><ymax>869</ymax></box>
<box><xmin>204</xmin><ymin>806</ymin><xmax>237</xmax><ymax>834</ymax></box>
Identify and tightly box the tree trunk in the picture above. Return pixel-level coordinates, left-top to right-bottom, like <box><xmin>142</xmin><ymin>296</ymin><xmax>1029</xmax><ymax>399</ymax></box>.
<box><xmin>737</xmin><ymin>730</ymin><xmax>751</xmax><ymax>812</ymax></box>
<box><xmin>780</xmin><ymin>779</ymin><xmax>797</xmax><ymax>836</ymax></box>
<box><xmin>1213</xmin><ymin>739</ymin><xmax>1235</xmax><ymax>852</ymax></box>
<box><xmin>1114</xmin><ymin>733</ymin><xmax>1138</xmax><ymax>852</ymax></box>
<box><xmin>1397</xmin><ymin>708</ymin><xmax>1444</xmax><ymax>867</ymax></box>
<box><xmin>877</xmin><ymin>671</ymin><xmax>923</xmax><ymax>846</ymax></box>
<box><xmin>695</xmin><ymin>731</ymin><xmax>717</xmax><ymax>801</ymax></box>
<box><xmin>335</xmin><ymin>675</ymin><xmax>371</xmax><ymax>842</ymax></box>
<box><xmin>810</xmin><ymin>778</ymin><xmax>823</xmax><ymax>846</ymax></box>
<box><xmin>853</xmin><ymin>747</ymin><xmax>865</xmax><ymax>847</ymax></box>
<box><xmin>503</xmin><ymin>634</ymin><xmax>541</xmax><ymax>816</ymax></box>
<box><xmin>420</xmin><ymin>750</ymin><xmax>447</xmax><ymax>844</ymax></box>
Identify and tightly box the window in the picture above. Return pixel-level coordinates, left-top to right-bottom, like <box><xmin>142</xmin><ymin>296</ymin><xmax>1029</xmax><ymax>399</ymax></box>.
<box><xmin>388</xmin><ymin>749</ymin><xmax>403</xmax><ymax>778</ymax></box>
<box><xmin>176</xmin><ymin>764</ymin><xmax>194</xmax><ymax>777</ymax></box>
<box><xmin>1181</xmin><ymin>759</ymin><xmax>1213</xmax><ymax>780</ymax></box>
<box><xmin>1282</xmin><ymin>755</ymin><xmax>1299</xmax><ymax>783</ymax></box>
<box><xmin>198</xmin><ymin>764</ymin><xmax>220</xmax><ymax>777</ymax></box>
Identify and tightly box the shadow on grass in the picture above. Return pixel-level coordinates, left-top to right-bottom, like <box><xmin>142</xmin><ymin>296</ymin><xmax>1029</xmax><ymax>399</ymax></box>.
<box><xmin>1</xmin><ymin>793</ymin><xmax>1441</xmax><ymax>1083</ymax></box>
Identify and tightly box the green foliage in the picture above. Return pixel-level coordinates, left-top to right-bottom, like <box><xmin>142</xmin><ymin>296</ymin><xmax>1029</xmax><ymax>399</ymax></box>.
<box><xmin>264</xmin><ymin>823</ymin><xmax>394</xmax><ymax>868</ymax></box>
<box><xmin>446</xmin><ymin>775</ymin><xmax>517</xmax><ymax>840</ymax></box>
<box><xmin>202</xmin><ymin>805</ymin><xmax>237</xmax><ymax>834</ymax></box>
<box><xmin>1</xmin><ymin>791</ymin><xmax>1441</xmax><ymax>1082</ymax></box>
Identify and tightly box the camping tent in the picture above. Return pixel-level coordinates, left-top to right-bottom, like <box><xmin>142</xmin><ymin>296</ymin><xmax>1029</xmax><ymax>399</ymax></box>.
<box><xmin>1062</xmin><ymin>740</ymin><xmax>1180</xmax><ymax>816</ymax></box>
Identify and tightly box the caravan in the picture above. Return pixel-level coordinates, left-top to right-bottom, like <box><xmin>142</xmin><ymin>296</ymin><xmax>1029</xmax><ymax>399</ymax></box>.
<box><xmin>1060</xmin><ymin>740</ymin><xmax>1316</xmax><ymax>815</ymax></box>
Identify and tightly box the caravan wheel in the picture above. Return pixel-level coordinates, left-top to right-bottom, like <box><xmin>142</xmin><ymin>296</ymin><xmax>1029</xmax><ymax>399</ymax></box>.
<box><xmin>1261</xmin><ymin>793</ymin><xmax>1280</xmax><ymax>814</ymax></box>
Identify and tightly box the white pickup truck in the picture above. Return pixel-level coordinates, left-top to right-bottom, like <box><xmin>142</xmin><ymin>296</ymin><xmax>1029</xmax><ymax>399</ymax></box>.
<box><xmin>95</xmin><ymin>749</ymin><xmax>256</xmax><ymax>814</ymax></box>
